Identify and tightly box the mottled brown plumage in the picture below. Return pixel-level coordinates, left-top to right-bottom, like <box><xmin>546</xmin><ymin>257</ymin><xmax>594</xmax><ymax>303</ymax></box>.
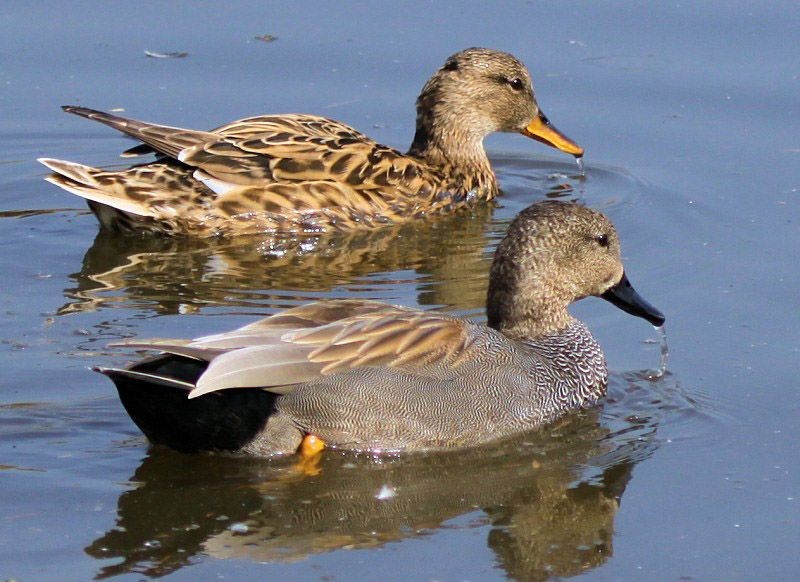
<box><xmin>98</xmin><ymin>201</ymin><xmax>664</xmax><ymax>456</ymax></box>
<box><xmin>39</xmin><ymin>48</ymin><xmax>582</xmax><ymax>236</ymax></box>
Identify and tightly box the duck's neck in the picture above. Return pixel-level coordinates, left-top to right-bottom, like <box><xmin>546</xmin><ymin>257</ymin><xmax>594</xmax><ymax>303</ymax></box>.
<box><xmin>487</xmin><ymin>284</ymin><xmax>608</xmax><ymax>406</ymax></box>
<box><xmin>485</xmin><ymin>250</ymin><xmax>579</xmax><ymax>339</ymax></box>
<box><xmin>407</xmin><ymin>105</ymin><xmax>498</xmax><ymax>200</ymax></box>
<box><xmin>486</xmin><ymin>288</ymin><xmax>574</xmax><ymax>341</ymax></box>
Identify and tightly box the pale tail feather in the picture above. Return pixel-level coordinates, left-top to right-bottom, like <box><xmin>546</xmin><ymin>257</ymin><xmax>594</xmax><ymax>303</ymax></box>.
<box><xmin>108</xmin><ymin>338</ymin><xmax>222</xmax><ymax>361</ymax></box>
<box><xmin>38</xmin><ymin>157</ymin><xmax>154</xmax><ymax>217</ymax></box>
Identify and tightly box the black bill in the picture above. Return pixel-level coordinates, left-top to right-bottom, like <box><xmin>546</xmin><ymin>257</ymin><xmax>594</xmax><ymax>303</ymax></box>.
<box><xmin>601</xmin><ymin>272</ymin><xmax>665</xmax><ymax>326</ymax></box>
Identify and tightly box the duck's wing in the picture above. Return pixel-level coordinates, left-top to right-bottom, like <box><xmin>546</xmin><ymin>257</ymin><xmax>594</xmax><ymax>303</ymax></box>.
<box><xmin>120</xmin><ymin>113</ymin><xmax>373</xmax><ymax>157</ymax></box>
<box><xmin>64</xmin><ymin>106</ymin><xmax>379</xmax><ymax>174</ymax></box>
<box><xmin>277</xmin><ymin>303</ymin><xmax>473</xmax><ymax>374</ymax></box>
<box><xmin>112</xmin><ymin>300</ymin><xmax>475</xmax><ymax>398</ymax></box>
<box><xmin>181</xmin><ymin>115</ymin><xmax>440</xmax><ymax>226</ymax></box>
<box><xmin>179</xmin><ymin>114</ymin><xmax>435</xmax><ymax>199</ymax></box>
<box><xmin>212</xmin><ymin>114</ymin><xmax>374</xmax><ymax>141</ymax></box>
<box><xmin>113</xmin><ymin>300</ymin><xmax>395</xmax><ymax>358</ymax></box>
<box><xmin>67</xmin><ymin>107</ymin><xmax>438</xmax><ymax>208</ymax></box>
<box><xmin>190</xmin><ymin>303</ymin><xmax>475</xmax><ymax>397</ymax></box>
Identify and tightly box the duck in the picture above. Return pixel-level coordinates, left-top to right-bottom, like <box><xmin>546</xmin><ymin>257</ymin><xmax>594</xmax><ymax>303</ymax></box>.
<box><xmin>38</xmin><ymin>48</ymin><xmax>583</xmax><ymax>236</ymax></box>
<box><xmin>98</xmin><ymin>200</ymin><xmax>664</xmax><ymax>456</ymax></box>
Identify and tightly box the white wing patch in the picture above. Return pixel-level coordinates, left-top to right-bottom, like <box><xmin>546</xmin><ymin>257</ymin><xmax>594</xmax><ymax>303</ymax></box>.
<box><xmin>193</xmin><ymin>169</ymin><xmax>237</xmax><ymax>195</ymax></box>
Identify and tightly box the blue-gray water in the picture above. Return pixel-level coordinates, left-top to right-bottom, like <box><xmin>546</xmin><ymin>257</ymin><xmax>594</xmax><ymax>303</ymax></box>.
<box><xmin>1</xmin><ymin>1</ymin><xmax>798</xmax><ymax>580</ymax></box>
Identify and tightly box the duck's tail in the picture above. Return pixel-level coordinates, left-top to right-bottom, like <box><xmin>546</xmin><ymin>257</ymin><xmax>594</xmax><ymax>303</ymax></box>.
<box><xmin>97</xmin><ymin>355</ymin><xmax>277</xmax><ymax>453</ymax></box>
<box><xmin>38</xmin><ymin>157</ymin><xmax>168</xmax><ymax>231</ymax></box>
<box><xmin>39</xmin><ymin>157</ymin><xmax>153</xmax><ymax>215</ymax></box>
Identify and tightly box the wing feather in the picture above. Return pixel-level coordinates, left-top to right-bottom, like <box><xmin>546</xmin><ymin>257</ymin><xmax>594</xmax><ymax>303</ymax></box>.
<box><xmin>190</xmin><ymin>344</ymin><xmax>324</xmax><ymax>398</ymax></box>
<box><xmin>113</xmin><ymin>300</ymin><xmax>475</xmax><ymax>399</ymax></box>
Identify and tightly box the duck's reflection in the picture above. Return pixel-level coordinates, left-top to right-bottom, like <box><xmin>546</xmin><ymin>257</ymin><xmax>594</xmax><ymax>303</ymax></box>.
<box><xmin>57</xmin><ymin>164</ymin><xmax>584</xmax><ymax>319</ymax></box>
<box><xmin>86</xmin><ymin>371</ymin><xmax>678</xmax><ymax>580</ymax></box>
<box><xmin>58</xmin><ymin>204</ymin><xmax>498</xmax><ymax>316</ymax></box>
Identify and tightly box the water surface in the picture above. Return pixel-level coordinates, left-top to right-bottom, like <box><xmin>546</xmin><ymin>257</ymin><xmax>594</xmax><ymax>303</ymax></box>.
<box><xmin>1</xmin><ymin>1</ymin><xmax>799</xmax><ymax>580</ymax></box>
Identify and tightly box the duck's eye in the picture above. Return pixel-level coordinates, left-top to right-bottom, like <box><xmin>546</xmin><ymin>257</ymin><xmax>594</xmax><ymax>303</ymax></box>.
<box><xmin>594</xmin><ymin>234</ymin><xmax>610</xmax><ymax>247</ymax></box>
<box><xmin>508</xmin><ymin>77</ymin><xmax>525</xmax><ymax>91</ymax></box>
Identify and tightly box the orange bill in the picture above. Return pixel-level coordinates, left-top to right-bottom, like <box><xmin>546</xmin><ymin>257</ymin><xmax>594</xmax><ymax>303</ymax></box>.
<box><xmin>522</xmin><ymin>111</ymin><xmax>584</xmax><ymax>157</ymax></box>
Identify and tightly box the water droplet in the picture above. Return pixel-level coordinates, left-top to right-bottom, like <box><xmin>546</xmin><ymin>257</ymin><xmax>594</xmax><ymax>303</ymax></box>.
<box><xmin>574</xmin><ymin>155</ymin><xmax>585</xmax><ymax>176</ymax></box>
<box><xmin>651</xmin><ymin>325</ymin><xmax>669</xmax><ymax>378</ymax></box>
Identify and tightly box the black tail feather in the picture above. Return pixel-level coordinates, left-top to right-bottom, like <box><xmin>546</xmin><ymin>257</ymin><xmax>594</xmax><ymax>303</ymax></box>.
<box><xmin>103</xmin><ymin>354</ymin><xmax>277</xmax><ymax>453</ymax></box>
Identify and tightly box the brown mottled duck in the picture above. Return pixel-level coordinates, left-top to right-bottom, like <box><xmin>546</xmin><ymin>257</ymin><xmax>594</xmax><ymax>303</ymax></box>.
<box><xmin>39</xmin><ymin>48</ymin><xmax>582</xmax><ymax>236</ymax></box>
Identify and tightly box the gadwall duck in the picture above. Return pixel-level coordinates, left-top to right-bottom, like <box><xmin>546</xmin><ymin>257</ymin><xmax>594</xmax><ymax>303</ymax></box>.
<box><xmin>98</xmin><ymin>201</ymin><xmax>663</xmax><ymax>456</ymax></box>
<box><xmin>39</xmin><ymin>48</ymin><xmax>582</xmax><ymax>236</ymax></box>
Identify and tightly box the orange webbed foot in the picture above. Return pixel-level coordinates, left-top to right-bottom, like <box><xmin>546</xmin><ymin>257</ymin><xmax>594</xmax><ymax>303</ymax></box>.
<box><xmin>293</xmin><ymin>434</ymin><xmax>326</xmax><ymax>476</ymax></box>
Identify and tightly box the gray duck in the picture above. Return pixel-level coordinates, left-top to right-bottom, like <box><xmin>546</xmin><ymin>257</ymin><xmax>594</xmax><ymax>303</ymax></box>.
<box><xmin>99</xmin><ymin>200</ymin><xmax>664</xmax><ymax>456</ymax></box>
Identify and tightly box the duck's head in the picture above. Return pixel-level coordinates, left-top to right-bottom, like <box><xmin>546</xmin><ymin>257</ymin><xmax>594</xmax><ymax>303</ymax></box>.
<box><xmin>487</xmin><ymin>201</ymin><xmax>664</xmax><ymax>338</ymax></box>
<box><xmin>411</xmin><ymin>48</ymin><xmax>583</xmax><ymax>159</ymax></box>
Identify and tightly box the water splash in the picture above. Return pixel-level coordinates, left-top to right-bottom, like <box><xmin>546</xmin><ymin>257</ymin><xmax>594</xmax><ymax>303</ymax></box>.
<box><xmin>574</xmin><ymin>155</ymin><xmax>585</xmax><ymax>176</ymax></box>
<box><xmin>646</xmin><ymin>324</ymin><xmax>669</xmax><ymax>379</ymax></box>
